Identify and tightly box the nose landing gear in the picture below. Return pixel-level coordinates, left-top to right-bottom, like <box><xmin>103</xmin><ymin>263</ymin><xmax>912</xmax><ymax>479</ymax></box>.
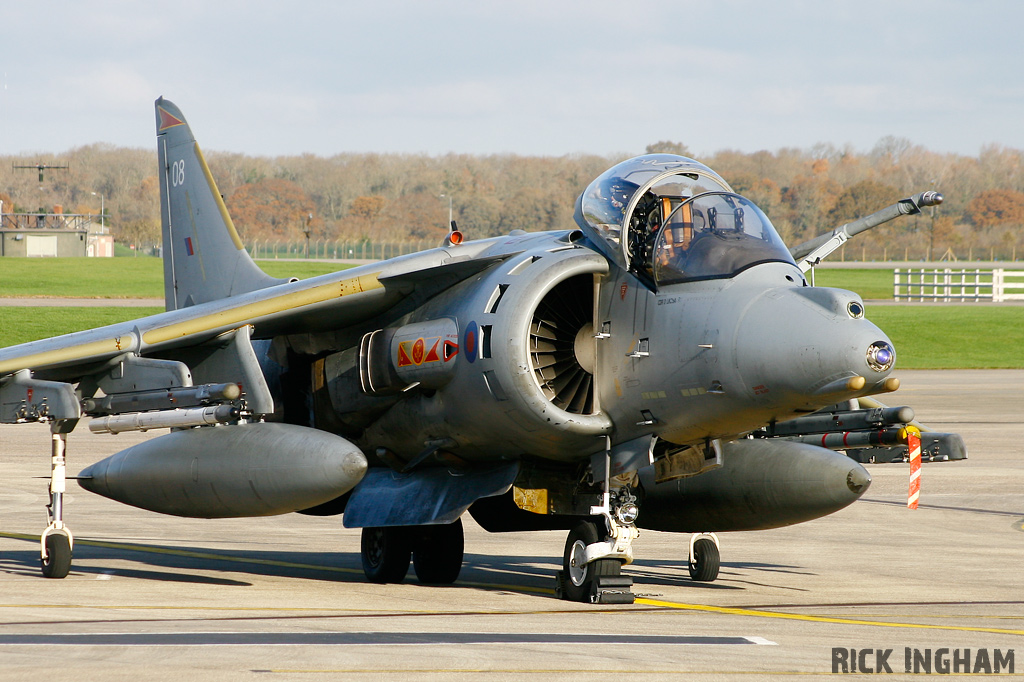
<box><xmin>557</xmin><ymin>484</ymin><xmax>639</xmax><ymax>604</ymax></box>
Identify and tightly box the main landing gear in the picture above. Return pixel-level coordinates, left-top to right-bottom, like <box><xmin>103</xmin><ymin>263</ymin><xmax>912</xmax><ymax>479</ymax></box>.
<box><xmin>360</xmin><ymin>517</ymin><xmax>465</xmax><ymax>585</ymax></box>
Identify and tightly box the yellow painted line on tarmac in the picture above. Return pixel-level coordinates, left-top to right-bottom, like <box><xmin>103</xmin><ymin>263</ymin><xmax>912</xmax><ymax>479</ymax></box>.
<box><xmin>5</xmin><ymin>530</ymin><xmax>1021</xmax><ymax>637</ymax></box>
<box><xmin>635</xmin><ymin>598</ymin><xmax>1024</xmax><ymax>637</ymax></box>
<box><xmin>0</xmin><ymin>531</ymin><xmax>557</xmax><ymax>595</ymax></box>
<box><xmin>0</xmin><ymin>531</ymin><xmax>362</xmax><ymax>576</ymax></box>
<box><xmin>1</xmin><ymin>531</ymin><xmax>556</xmax><ymax>600</ymax></box>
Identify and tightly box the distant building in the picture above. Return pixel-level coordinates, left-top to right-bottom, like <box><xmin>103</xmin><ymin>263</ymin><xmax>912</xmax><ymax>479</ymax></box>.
<box><xmin>0</xmin><ymin>206</ymin><xmax>113</xmax><ymax>257</ymax></box>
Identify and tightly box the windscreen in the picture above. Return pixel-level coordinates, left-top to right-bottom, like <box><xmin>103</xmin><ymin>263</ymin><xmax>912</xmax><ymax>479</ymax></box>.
<box><xmin>642</xmin><ymin>192</ymin><xmax>796</xmax><ymax>285</ymax></box>
<box><xmin>575</xmin><ymin>155</ymin><xmax>731</xmax><ymax>267</ymax></box>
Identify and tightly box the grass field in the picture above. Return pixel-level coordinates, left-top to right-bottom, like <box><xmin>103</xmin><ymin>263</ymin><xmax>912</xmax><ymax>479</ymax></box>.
<box><xmin>0</xmin><ymin>258</ymin><xmax>352</xmax><ymax>299</ymax></box>
<box><xmin>1</xmin><ymin>259</ymin><xmax>1020</xmax><ymax>367</ymax></box>
<box><xmin>0</xmin><ymin>307</ymin><xmax>166</xmax><ymax>347</ymax></box>
<box><xmin>868</xmin><ymin>305</ymin><xmax>1024</xmax><ymax>368</ymax></box>
<box><xmin>810</xmin><ymin>269</ymin><xmax>893</xmax><ymax>299</ymax></box>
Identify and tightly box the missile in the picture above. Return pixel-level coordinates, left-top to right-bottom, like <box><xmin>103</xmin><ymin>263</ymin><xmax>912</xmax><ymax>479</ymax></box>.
<box><xmin>763</xmin><ymin>405</ymin><xmax>915</xmax><ymax>437</ymax></box>
<box><xmin>637</xmin><ymin>438</ymin><xmax>870</xmax><ymax>532</ymax></box>
<box><xmin>78</xmin><ymin>422</ymin><xmax>367</xmax><ymax>518</ymax></box>
<box><xmin>82</xmin><ymin>382</ymin><xmax>241</xmax><ymax>415</ymax></box>
<box><xmin>773</xmin><ymin>426</ymin><xmax>908</xmax><ymax>450</ymax></box>
<box><xmin>88</xmin><ymin>405</ymin><xmax>240</xmax><ymax>434</ymax></box>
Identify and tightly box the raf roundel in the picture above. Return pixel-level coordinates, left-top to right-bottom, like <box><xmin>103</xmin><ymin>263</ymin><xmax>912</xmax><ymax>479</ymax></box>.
<box><xmin>464</xmin><ymin>321</ymin><xmax>478</xmax><ymax>363</ymax></box>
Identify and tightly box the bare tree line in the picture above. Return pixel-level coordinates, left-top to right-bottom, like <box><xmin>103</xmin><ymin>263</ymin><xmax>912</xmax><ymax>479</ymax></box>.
<box><xmin>2</xmin><ymin>136</ymin><xmax>1023</xmax><ymax>260</ymax></box>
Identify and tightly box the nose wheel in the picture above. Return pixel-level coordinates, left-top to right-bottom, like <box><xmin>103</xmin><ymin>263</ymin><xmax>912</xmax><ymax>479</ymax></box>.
<box><xmin>562</xmin><ymin>519</ymin><xmax>624</xmax><ymax>603</ymax></box>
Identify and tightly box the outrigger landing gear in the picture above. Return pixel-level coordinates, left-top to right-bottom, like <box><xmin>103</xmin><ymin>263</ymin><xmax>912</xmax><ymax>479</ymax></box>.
<box><xmin>41</xmin><ymin>421</ymin><xmax>77</xmax><ymax>579</ymax></box>
<box><xmin>1</xmin><ymin>372</ymin><xmax>81</xmax><ymax>580</ymax></box>
<box><xmin>687</xmin><ymin>532</ymin><xmax>720</xmax><ymax>582</ymax></box>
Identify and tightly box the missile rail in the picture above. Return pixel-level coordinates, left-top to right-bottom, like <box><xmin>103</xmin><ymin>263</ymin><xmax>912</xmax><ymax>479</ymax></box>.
<box><xmin>754</xmin><ymin>402</ymin><xmax>967</xmax><ymax>464</ymax></box>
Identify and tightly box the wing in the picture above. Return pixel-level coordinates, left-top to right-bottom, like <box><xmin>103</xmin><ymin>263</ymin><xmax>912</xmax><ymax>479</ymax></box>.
<box><xmin>0</xmin><ymin>98</ymin><xmax>514</xmax><ymax>386</ymax></box>
<box><xmin>0</xmin><ymin>248</ymin><xmax>512</xmax><ymax>381</ymax></box>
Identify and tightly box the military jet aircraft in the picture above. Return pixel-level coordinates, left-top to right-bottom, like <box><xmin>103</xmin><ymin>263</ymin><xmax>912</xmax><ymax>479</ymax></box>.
<box><xmin>0</xmin><ymin>98</ymin><xmax>943</xmax><ymax>603</ymax></box>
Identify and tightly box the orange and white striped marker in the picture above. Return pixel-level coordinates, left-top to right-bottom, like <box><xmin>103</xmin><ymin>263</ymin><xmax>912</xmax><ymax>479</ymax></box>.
<box><xmin>906</xmin><ymin>426</ymin><xmax>922</xmax><ymax>509</ymax></box>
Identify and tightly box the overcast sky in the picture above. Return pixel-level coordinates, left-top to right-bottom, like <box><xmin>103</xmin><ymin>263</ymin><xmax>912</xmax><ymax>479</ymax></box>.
<box><xmin>2</xmin><ymin>1</ymin><xmax>1022</xmax><ymax>159</ymax></box>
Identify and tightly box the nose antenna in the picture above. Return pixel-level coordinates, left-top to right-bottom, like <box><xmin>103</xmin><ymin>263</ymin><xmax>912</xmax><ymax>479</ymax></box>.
<box><xmin>792</xmin><ymin>191</ymin><xmax>943</xmax><ymax>272</ymax></box>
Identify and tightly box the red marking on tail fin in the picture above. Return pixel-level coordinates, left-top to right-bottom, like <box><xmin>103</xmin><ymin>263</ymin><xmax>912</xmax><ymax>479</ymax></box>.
<box><xmin>158</xmin><ymin>107</ymin><xmax>185</xmax><ymax>131</ymax></box>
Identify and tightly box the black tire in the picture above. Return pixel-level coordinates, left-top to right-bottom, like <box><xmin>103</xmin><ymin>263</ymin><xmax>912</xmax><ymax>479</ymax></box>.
<box><xmin>360</xmin><ymin>527</ymin><xmax>411</xmax><ymax>583</ymax></box>
<box><xmin>688</xmin><ymin>537</ymin><xmax>720</xmax><ymax>582</ymax></box>
<box><xmin>412</xmin><ymin>518</ymin><xmax>464</xmax><ymax>584</ymax></box>
<box><xmin>562</xmin><ymin>520</ymin><xmax>620</xmax><ymax>603</ymax></box>
<box><xmin>41</xmin><ymin>533</ymin><xmax>72</xmax><ymax>579</ymax></box>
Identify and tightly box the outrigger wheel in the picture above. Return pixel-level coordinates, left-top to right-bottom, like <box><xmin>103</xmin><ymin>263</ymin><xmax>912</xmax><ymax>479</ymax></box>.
<box><xmin>688</xmin><ymin>535</ymin><xmax>720</xmax><ymax>582</ymax></box>
<box><xmin>41</xmin><ymin>532</ymin><xmax>72</xmax><ymax>579</ymax></box>
<box><xmin>562</xmin><ymin>519</ymin><xmax>622</xmax><ymax>602</ymax></box>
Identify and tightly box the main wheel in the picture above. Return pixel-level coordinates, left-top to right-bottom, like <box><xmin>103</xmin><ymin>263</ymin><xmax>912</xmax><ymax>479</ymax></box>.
<box><xmin>688</xmin><ymin>537</ymin><xmax>720</xmax><ymax>582</ymax></box>
<box><xmin>41</xmin><ymin>533</ymin><xmax>72</xmax><ymax>579</ymax></box>
<box><xmin>562</xmin><ymin>520</ymin><xmax>620</xmax><ymax>603</ymax></box>
<box><xmin>412</xmin><ymin>518</ymin><xmax>464</xmax><ymax>584</ymax></box>
<box><xmin>360</xmin><ymin>527</ymin><xmax>411</xmax><ymax>583</ymax></box>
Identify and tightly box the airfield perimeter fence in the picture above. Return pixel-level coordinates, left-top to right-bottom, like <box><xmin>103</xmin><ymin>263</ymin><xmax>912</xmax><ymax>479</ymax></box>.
<box><xmin>247</xmin><ymin>240</ymin><xmax>435</xmax><ymax>261</ymax></box>
<box><xmin>894</xmin><ymin>268</ymin><xmax>1024</xmax><ymax>302</ymax></box>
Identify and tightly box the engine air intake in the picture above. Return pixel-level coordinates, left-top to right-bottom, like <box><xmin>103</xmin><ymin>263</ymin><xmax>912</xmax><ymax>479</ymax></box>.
<box><xmin>528</xmin><ymin>275</ymin><xmax>595</xmax><ymax>415</ymax></box>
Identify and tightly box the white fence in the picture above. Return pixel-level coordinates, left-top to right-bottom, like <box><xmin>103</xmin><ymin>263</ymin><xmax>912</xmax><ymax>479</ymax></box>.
<box><xmin>894</xmin><ymin>269</ymin><xmax>1024</xmax><ymax>302</ymax></box>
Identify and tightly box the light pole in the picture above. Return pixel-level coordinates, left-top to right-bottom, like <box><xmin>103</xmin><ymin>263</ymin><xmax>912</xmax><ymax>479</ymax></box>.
<box><xmin>303</xmin><ymin>212</ymin><xmax>313</xmax><ymax>259</ymax></box>
<box><xmin>90</xmin><ymin>192</ymin><xmax>105</xmax><ymax>231</ymax></box>
<box><xmin>440</xmin><ymin>193</ymin><xmax>453</xmax><ymax>227</ymax></box>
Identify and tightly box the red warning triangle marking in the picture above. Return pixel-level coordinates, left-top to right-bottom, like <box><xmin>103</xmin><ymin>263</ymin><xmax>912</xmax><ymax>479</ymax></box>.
<box><xmin>397</xmin><ymin>343</ymin><xmax>413</xmax><ymax>367</ymax></box>
<box><xmin>424</xmin><ymin>338</ymin><xmax>441</xmax><ymax>363</ymax></box>
<box><xmin>443</xmin><ymin>340</ymin><xmax>459</xmax><ymax>361</ymax></box>
<box><xmin>158</xmin><ymin>107</ymin><xmax>185</xmax><ymax>131</ymax></box>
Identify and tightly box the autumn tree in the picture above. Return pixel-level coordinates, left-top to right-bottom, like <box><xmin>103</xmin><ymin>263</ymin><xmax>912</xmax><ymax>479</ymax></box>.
<box><xmin>115</xmin><ymin>175</ymin><xmax>161</xmax><ymax>249</ymax></box>
<box><xmin>645</xmin><ymin>141</ymin><xmax>691</xmax><ymax>157</ymax></box>
<box><xmin>779</xmin><ymin>175</ymin><xmax>842</xmax><ymax>241</ymax></box>
<box><xmin>827</xmin><ymin>180</ymin><xmax>899</xmax><ymax>225</ymax></box>
<box><xmin>966</xmin><ymin>189</ymin><xmax>1024</xmax><ymax>227</ymax></box>
<box><xmin>226</xmin><ymin>178</ymin><xmax>317</xmax><ymax>240</ymax></box>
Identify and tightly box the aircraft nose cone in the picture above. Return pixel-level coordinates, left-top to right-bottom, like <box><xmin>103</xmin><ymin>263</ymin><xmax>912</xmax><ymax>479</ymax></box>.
<box><xmin>76</xmin><ymin>460</ymin><xmax>109</xmax><ymax>496</ymax></box>
<box><xmin>732</xmin><ymin>286</ymin><xmax>894</xmax><ymax>410</ymax></box>
<box><xmin>846</xmin><ymin>462</ymin><xmax>872</xmax><ymax>495</ymax></box>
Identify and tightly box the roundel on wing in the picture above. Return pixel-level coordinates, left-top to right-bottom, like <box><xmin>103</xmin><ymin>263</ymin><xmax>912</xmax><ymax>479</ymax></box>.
<box><xmin>464</xmin><ymin>320</ymin><xmax>478</xmax><ymax>363</ymax></box>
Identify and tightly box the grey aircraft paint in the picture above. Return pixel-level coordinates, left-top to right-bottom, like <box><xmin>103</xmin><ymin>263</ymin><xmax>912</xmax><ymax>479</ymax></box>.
<box><xmin>0</xmin><ymin>98</ymin><xmax>940</xmax><ymax>601</ymax></box>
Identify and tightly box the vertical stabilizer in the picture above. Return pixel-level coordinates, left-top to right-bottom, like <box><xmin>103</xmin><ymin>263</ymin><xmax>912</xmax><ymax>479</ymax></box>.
<box><xmin>155</xmin><ymin>97</ymin><xmax>285</xmax><ymax>311</ymax></box>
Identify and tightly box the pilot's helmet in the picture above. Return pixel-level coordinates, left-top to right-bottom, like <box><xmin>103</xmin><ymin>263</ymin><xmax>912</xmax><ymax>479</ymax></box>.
<box><xmin>592</xmin><ymin>177</ymin><xmax>640</xmax><ymax>227</ymax></box>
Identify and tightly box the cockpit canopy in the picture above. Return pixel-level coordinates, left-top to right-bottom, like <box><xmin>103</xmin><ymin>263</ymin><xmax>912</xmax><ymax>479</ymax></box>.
<box><xmin>574</xmin><ymin>154</ymin><xmax>795</xmax><ymax>286</ymax></box>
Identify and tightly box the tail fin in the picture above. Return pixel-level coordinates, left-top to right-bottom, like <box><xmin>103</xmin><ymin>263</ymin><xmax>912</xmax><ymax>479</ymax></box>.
<box><xmin>155</xmin><ymin>97</ymin><xmax>285</xmax><ymax>311</ymax></box>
